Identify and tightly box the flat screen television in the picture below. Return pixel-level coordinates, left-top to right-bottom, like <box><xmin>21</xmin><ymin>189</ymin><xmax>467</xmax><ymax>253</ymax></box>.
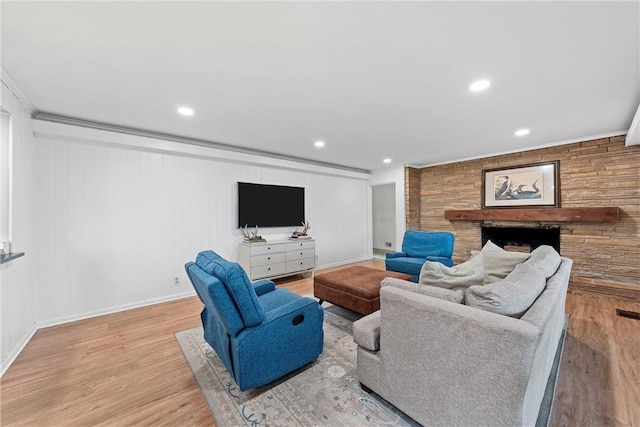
<box><xmin>238</xmin><ymin>182</ymin><xmax>305</xmax><ymax>228</ymax></box>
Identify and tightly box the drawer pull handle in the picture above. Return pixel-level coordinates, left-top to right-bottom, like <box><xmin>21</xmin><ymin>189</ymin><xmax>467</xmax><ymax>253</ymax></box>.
<box><xmin>268</xmin><ymin>257</ymin><xmax>271</xmax><ymax>260</ymax></box>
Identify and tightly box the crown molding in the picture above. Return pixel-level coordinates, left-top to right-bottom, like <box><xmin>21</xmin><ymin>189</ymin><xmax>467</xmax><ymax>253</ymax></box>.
<box><xmin>32</xmin><ymin>118</ymin><xmax>371</xmax><ymax>180</ymax></box>
<box><xmin>0</xmin><ymin>68</ymin><xmax>35</xmax><ymax>113</ymax></box>
<box><xmin>408</xmin><ymin>131</ymin><xmax>629</xmax><ymax>169</ymax></box>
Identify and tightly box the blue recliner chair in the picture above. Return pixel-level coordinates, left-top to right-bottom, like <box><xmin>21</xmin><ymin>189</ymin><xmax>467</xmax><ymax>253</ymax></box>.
<box><xmin>385</xmin><ymin>230</ymin><xmax>455</xmax><ymax>282</ymax></box>
<box><xmin>185</xmin><ymin>250</ymin><xmax>324</xmax><ymax>391</ymax></box>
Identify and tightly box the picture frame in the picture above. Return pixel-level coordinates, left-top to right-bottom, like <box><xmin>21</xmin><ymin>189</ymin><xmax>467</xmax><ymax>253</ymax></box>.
<box><xmin>482</xmin><ymin>161</ymin><xmax>559</xmax><ymax>208</ymax></box>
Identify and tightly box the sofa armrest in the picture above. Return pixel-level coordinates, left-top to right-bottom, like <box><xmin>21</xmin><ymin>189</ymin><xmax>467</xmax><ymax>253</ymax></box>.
<box><xmin>353</xmin><ymin>311</ymin><xmax>381</xmax><ymax>351</ymax></box>
<box><xmin>378</xmin><ymin>286</ymin><xmax>541</xmax><ymax>426</ymax></box>
<box><xmin>385</xmin><ymin>251</ymin><xmax>406</xmax><ymax>259</ymax></box>
<box><xmin>252</xmin><ymin>279</ymin><xmax>276</xmax><ymax>296</ymax></box>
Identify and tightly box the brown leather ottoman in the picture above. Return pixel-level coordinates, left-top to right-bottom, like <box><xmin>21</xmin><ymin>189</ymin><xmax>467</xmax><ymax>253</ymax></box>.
<box><xmin>313</xmin><ymin>266</ymin><xmax>412</xmax><ymax>315</ymax></box>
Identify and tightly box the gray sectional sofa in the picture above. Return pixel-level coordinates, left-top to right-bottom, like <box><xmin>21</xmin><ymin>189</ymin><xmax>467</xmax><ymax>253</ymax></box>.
<box><xmin>353</xmin><ymin>245</ymin><xmax>572</xmax><ymax>427</ymax></box>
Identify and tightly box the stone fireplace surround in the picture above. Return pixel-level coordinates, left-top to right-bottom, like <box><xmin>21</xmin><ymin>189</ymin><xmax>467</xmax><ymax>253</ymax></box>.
<box><xmin>406</xmin><ymin>135</ymin><xmax>639</xmax><ymax>300</ymax></box>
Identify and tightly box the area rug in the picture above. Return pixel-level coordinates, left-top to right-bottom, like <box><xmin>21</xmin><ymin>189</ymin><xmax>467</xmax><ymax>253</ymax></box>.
<box><xmin>176</xmin><ymin>306</ymin><xmax>564</xmax><ymax>427</ymax></box>
<box><xmin>176</xmin><ymin>308</ymin><xmax>416</xmax><ymax>426</ymax></box>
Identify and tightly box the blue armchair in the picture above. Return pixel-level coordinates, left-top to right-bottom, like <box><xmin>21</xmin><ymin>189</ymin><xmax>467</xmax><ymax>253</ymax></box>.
<box><xmin>185</xmin><ymin>250</ymin><xmax>324</xmax><ymax>391</ymax></box>
<box><xmin>385</xmin><ymin>230</ymin><xmax>455</xmax><ymax>282</ymax></box>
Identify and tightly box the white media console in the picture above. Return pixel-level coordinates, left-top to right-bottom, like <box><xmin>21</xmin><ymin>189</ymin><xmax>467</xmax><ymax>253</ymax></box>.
<box><xmin>238</xmin><ymin>239</ymin><xmax>315</xmax><ymax>280</ymax></box>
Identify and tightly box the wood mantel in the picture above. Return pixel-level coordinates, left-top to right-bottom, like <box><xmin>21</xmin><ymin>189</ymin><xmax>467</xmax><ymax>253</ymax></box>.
<box><xmin>444</xmin><ymin>207</ymin><xmax>620</xmax><ymax>223</ymax></box>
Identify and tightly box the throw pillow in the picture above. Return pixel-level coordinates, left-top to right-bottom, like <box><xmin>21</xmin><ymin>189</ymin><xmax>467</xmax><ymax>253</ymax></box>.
<box><xmin>381</xmin><ymin>277</ymin><xmax>464</xmax><ymax>304</ymax></box>
<box><xmin>481</xmin><ymin>240</ymin><xmax>531</xmax><ymax>284</ymax></box>
<box><xmin>524</xmin><ymin>245</ymin><xmax>562</xmax><ymax>278</ymax></box>
<box><xmin>465</xmin><ymin>263</ymin><xmax>547</xmax><ymax>318</ymax></box>
<box><xmin>418</xmin><ymin>253</ymin><xmax>484</xmax><ymax>291</ymax></box>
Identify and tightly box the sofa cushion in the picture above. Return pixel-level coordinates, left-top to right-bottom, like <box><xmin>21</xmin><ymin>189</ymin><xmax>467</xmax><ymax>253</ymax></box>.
<box><xmin>194</xmin><ymin>250</ymin><xmax>224</xmax><ymax>274</ymax></box>
<box><xmin>524</xmin><ymin>245</ymin><xmax>562</xmax><ymax>278</ymax></box>
<box><xmin>465</xmin><ymin>263</ymin><xmax>547</xmax><ymax>318</ymax></box>
<box><xmin>418</xmin><ymin>253</ymin><xmax>484</xmax><ymax>291</ymax></box>
<box><xmin>205</xmin><ymin>257</ymin><xmax>265</xmax><ymax>327</ymax></box>
<box><xmin>384</xmin><ymin>256</ymin><xmax>427</xmax><ymax>278</ymax></box>
<box><xmin>481</xmin><ymin>240</ymin><xmax>531</xmax><ymax>284</ymax></box>
<box><xmin>382</xmin><ymin>277</ymin><xmax>464</xmax><ymax>304</ymax></box>
<box><xmin>401</xmin><ymin>230</ymin><xmax>455</xmax><ymax>258</ymax></box>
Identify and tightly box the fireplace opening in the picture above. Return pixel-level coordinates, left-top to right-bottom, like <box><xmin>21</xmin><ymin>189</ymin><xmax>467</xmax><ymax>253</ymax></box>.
<box><xmin>481</xmin><ymin>226</ymin><xmax>560</xmax><ymax>253</ymax></box>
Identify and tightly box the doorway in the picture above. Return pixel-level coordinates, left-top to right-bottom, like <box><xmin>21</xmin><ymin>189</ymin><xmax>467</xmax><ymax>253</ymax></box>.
<box><xmin>372</xmin><ymin>183</ymin><xmax>396</xmax><ymax>259</ymax></box>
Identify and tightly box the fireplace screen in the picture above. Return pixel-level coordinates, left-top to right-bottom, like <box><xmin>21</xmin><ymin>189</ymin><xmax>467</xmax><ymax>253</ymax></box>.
<box><xmin>481</xmin><ymin>226</ymin><xmax>560</xmax><ymax>253</ymax></box>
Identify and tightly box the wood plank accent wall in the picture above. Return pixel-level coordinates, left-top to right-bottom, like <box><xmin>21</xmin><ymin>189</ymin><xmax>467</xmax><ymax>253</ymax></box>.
<box><xmin>405</xmin><ymin>166</ymin><xmax>421</xmax><ymax>230</ymax></box>
<box><xmin>406</xmin><ymin>135</ymin><xmax>639</xmax><ymax>298</ymax></box>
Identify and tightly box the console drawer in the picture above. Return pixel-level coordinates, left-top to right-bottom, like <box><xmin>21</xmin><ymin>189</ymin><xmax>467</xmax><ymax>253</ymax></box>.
<box><xmin>251</xmin><ymin>244</ymin><xmax>286</xmax><ymax>256</ymax></box>
<box><xmin>251</xmin><ymin>253</ymin><xmax>286</xmax><ymax>266</ymax></box>
<box><xmin>251</xmin><ymin>263</ymin><xmax>286</xmax><ymax>279</ymax></box>
<box><xmin>286</xmin><ymin>258</ymin><xmax>315</xmax><ymax>273</ymax></box>
<box><xmin>287</xmin><ymin>248</ymin><xmax>315</xmax><ymax>261</ymax></box>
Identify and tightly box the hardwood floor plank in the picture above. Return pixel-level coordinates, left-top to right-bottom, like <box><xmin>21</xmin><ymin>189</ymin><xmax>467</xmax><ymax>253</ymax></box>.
<box><xmin>551</xmin><ymin>294</ymin><xmax>640</xmax><ymax>427</ymax></box>
<box><xmin>1</xmin><ymin>259</ymin><xmax>638</xmax><ymax>426</ymax></box>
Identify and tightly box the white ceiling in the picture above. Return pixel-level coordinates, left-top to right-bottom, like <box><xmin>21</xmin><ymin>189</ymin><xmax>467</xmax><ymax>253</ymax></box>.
<box><xmin>2</xmin><ymin>1</ymin><xmax>639</xmax><ymax>172</ymax></box>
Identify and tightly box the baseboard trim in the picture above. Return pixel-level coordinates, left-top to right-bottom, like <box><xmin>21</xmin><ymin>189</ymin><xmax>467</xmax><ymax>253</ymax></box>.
<box><xmin>0</xmin><ymin>324</ymin><xmax>38</xmax><ymax>378</ymax></box>
<box><xmin>37</xmin><ymin>290</ymin><xmax>197</xmax><ymax>329</ymax></box>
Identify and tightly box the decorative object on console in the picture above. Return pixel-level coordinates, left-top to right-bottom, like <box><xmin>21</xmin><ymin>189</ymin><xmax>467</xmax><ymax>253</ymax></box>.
<box><xmin>290</xmin><ymin>220</ymin><xmax>311</xmax><ymax>239</ymax></box>
<box><xmin>240</xmin><ymin>225</ymin><xmax>266</xmax><ymax>242</ymax></box>
<box><xmin>482</xmin><ymin>161</ymin><xmax>559</xmax><ymax>208</ymax></box>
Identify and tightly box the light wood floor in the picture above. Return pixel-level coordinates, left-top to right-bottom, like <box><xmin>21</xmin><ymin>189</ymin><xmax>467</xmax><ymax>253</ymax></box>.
<box><xmin>1</xmin><ymin>259</ymin><xmax>638</xmax><ymax>426</ymax></box>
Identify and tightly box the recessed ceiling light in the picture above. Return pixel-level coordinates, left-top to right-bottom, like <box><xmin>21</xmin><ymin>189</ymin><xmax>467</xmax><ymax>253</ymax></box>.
<box><xmin>314</xmin><ymin>140</ymin><xmax>325</xmax><ymax>148</ymax></box>
<box><xmin>383</xmin><ymin>158</ymin><xmax>392</xmax><ymax>164</ymax></box>
<box><xmin>469</xmin><ymin>79</ymin><xmax>491</xmax><ymax>92</ymax></box>
<box><xmin>177</xmin><ymin>106</ymin><xmax>195</xmax><ymax>116</ymax></box>
<box><xmin>515</xmin><ymin>128</ymin><xmax>530</xmax><ymax>137</ymax></box>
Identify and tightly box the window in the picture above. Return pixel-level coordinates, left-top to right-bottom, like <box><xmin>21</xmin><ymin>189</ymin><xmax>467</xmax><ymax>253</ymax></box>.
<box><xmin>1</xmin><ymin>108</ymin><xmax>11</xmax><ymax>254</ymax></box>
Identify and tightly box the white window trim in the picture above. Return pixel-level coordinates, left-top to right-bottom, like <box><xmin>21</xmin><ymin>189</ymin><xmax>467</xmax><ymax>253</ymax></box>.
<box><xmin>1</xmin><ymin>108</ymin><xmax>12</xmax><ymax>254</ymax></box>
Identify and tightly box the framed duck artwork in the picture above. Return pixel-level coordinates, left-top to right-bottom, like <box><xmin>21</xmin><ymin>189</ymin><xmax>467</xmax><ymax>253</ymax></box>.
<box><xmin>482</xmin><ymin>161</ymin><xmax>559</xmax><ymax>208</ymax></box>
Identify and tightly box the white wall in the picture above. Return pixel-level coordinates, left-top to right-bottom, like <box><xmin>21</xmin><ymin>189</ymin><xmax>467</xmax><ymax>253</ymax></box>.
<box><xmin>372</xmin><ymin>183</ymin><xmax>396</xmax><ymax>250</ymax></box>
<box><xmin>31</xmin><ymin>121</ymin><xmax>371</xmax><ymax>327</ymax></box>
<box><xmin>1</xmin><ymin>76</ymin><xmax>37</xmax><ymax>375</ymax></box>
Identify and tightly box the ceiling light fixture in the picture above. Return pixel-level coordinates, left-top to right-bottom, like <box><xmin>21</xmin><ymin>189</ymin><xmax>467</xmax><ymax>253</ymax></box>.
<box><xmin>314</xmin><ymin>140</ymin><xmax>325</xmax><ymax>148</ymax></box>
<box><xmin>177</xmin><ymin>106</ymin><xmax>195</xmax><ymax>116</ymax></box>
<box><xmin>469</xmin><ymin>79</ymin><xmax>491</xmax><ymax>92</ymax></box>
<box><xmin>515</xmin><ymin>128</ymin><xmax>530</xmax><ymax>137</ymax></box>
<box><xmin>383</xmin><ymin>158</ymin><xmax>392</xmax><ymax>164</ymax></box>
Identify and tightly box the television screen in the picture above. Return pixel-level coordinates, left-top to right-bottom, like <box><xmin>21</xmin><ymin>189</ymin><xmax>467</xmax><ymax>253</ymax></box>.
<box><xmin>238</xmin><ymin>182</ymin><xmax>305</xmax><ymax>228</ymax></box>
